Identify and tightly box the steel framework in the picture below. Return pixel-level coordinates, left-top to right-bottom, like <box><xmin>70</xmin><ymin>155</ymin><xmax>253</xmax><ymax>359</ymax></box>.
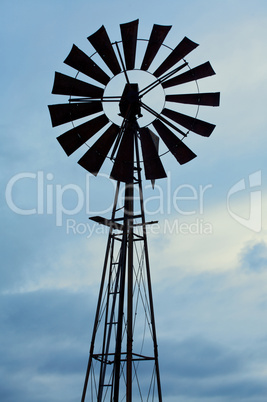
<box><xmin>81</xmin><ymin>119</ymin><xmax>162</xmax><ymax>402</ymax></box>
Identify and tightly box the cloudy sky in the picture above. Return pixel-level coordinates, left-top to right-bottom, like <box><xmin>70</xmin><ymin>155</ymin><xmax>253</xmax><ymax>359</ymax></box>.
<box><xmin>1</xmin><ymin>0</ymin><xmax>267</xmax><ymax>401</ymax></box>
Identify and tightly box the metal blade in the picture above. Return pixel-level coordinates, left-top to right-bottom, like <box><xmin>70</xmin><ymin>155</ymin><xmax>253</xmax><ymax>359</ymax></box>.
<box><xmin>64</xmin><ymin>44</ymin><xmax>110</xmax><ymax>85</ymax></box>
<box><xmin>52</xmin><ymin>72</ymin><xmax>104</xmax><ymax>98</ymax></box>
<box><xmin>161</xmin><ymin>108</ymin><xmax>216</xmax><ymax>137</ymax></box>
<box><xmin>78</xmin><ymin>124</ymin><xmax>119</xmax><ymax>175</ymax></box>
<box><xmin>56</xmin><ymin>114</ymin><xmax>109</xmax><ymax>156</ymax></box>
<box><xmin>140</xmin><ymin>24</ymin><xmax>171</xmax><ymax>71</ymax></box>
<box><xmin>48</xmin><ymin>101</ymin><xmax>103</xmax><ymax>127</ymax></box>
<box><xmin>162</xmin><ymin>62</ymin><xmax>215</xmax><ymax>88</ymax></box>
<box><xmin>120</xmin><ymin>19</ymin><xmax>139</xmax><ymax>70</ymax></box>
<box><xmin>88</xmin><ymin>25</ymin><xmax>121</xmax><ymax>75</ymax></box>
<box><xmin>110</xmin><ymin>125</ymin><xmax>134</xmax><ymax>183</ymax></box>
<box><xmin>152</xmin><ymin>119</ymin><xmax>197</xmax><ymax>164</ymax></box>
<box><xmin>153</xmin><ymin>37</ymin><xmax>198</xmax><ymax>78</ymax></box>
<box><xmin>166</xmin><ymin>92</ymin><xmax>220</xmax><ymax>107</ymax></box>
<box><xmin>139</xmin><ymin>127</ymin><xmax>167</xmax><ymax>180</ymax></box>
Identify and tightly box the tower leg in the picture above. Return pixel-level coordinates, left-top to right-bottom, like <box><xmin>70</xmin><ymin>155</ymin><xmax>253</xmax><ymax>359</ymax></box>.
<box><xmin>81</xmin><ymin>182</ymin><xmax>121</xmax><ymax>402</ymax></box>
<box><xmin>135</xmin><ymin>134</ymin><xmax>163</xmax><ymax>402</ymax></box>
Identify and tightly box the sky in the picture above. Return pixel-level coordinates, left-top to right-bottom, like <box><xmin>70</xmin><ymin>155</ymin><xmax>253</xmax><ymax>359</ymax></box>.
<box><xmin>1</xmin><ymin>0</ymin><xmax>267</xmax><ymax>401</ymax></box>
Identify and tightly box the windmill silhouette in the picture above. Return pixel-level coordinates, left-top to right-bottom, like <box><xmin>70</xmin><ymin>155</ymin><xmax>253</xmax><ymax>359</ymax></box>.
<box><xmin>48</xmin><ymin>19</ymin><xmax>219</xmax><ymax>402</ymax></box>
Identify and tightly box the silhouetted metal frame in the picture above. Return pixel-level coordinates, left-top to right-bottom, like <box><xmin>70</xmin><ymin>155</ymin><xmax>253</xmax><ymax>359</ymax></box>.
<box><xmin>81</xmin><ymin>181</ymin><xmax>121</xmax><ymax>402</ymax></box>
<box><xmin>81</xmin><ymin>122</ymin><xmax>162</xmax><ymax>402</ymax></box>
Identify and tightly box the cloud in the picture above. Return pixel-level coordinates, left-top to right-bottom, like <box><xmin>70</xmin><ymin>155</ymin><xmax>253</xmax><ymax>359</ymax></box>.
<box><xmin>2</xmin><ymin>278</ymin><xmax>267</xmax><ymax>402</ymax></box>
<box><xmin>149</xmin><ymin>262</ymin><xmax>267</xmax><ymax>399</ymax></box>
<box><xmin>159</xmin><ymin>335</ymin><xmax>267</xmax><ymax>401</ymax></box>
<box><xmin>0</xmin><ymin>289</ymin><xmax>94</xmax><ymax>402</ymax></box>
<box><xmin>161</xmin><ymin>336</ymin><xmax>242</xmax><ymax>379</ymax></box>
<box><xmin>1</xmin><ymin>1</ymin><xmax>267</xmax><ymax>401</ymax></box>
<box><xmin>239</xmin><ymin>241</ymin><xmax>267</xmax><ymax>272</ymax></box>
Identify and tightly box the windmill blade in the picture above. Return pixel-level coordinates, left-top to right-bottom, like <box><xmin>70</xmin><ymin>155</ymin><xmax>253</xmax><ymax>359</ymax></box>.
<box><xmin>162</xmin><ymin>62</ymin><xmax>215</xmax><ymax>88</ymax></box>
<box><xmin>162</xmin><ymin>108</ymin><xmax>216</xmax><ymax>137</ymax></box>
<box><xmin>78</xmin><ymin>124</ymin><xmax>119</xmax><ymax>175</ymax></box>
<box><xmin>166</xmin><ymin>92</ymin><xmax>220</xmax><ymax>107</ymax></box>
<box><xmin>64</xmin><ymin>44</ymin><xmax>110</xmax><ymax>86</ymax></box>
<box><xmin>120</xmin><ymin>19</ymin><xmax>139</xmax><ymax>70</ymax></box>
<box><xmin>152</xmin><ymin>119</ymin><xmax>197</xmax><ymax>164</ymax></box>
<box><xmin>140</xmin><ymin>24</ymin><xmax>172</xmax><ymax>71</ymax></box>
<box><xmin>48</xmin><ymin>101</ymin><xmax>103</xmax><ymax>127</ymax></box>
<box><xmin>153</xmin><ymin>37</ymin><xmax>199</xmax><ymax>78</ymax></box>
<box><xmin>88</xmin><ymin>25</ymin><xmax>121</xmax><ymax>76</ymax></box>
<box><xmin>110</xmin><ymin>125</ymin><xmax>134</xmax><ymax>183</ymax></box>
<box><xmin>52</xmin><ymin>72</ymin><xmax>104</xmax><ymax>98</ymax></box>
<box><xmin>57</xmin><ymin>114</ymin><xmax>109</xmax><ymax>156</ymax></box>
<box><xmin>139</xmin><ymin>127</ymin><xmax>167</xmax><ymax>180</ymax></box>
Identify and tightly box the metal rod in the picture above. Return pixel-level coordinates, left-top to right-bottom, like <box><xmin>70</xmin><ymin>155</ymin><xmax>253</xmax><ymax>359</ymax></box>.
<box><xmin>113</xmin><ymin>194</ymin><xmax>129</xmax><ymax>401</ymax></box>
<box><xmin>97</xmin><ymin>235</ymin><xmax>120</xmax><ymax>402</ymax></box>
<box><xmin>126</xmin><ymin>180</ymin><xmax>134</xmax><ymax>402</ymax></box>
<box><xmin>113</xmin><ymin>119</ymin><xmax>135</xmax><ymax>400</ymax></box>
<box><xmin>115</xmin><ymin>41</ymin><xmax>130</xmax><ymax>84</ymax></box>
<box><xmin>68</xmin><ymin>96</ymin><xmax>121</xmax><ymax>103</ymax></box>
<box><xmin>81</xmin><ymin>181</ymin><xmax>120</xmax><ymax>402</ymax></box>
<box><xmin>140</xmin><ymin>101</ymin><xmax>187</xmax><ymax>137</ymax></box>
<box><xmin>134</xmin><ymin>130</ymin><xmax>163</xmax><ymax>402</ymax></box>
<box><xmin>138</xmin><ymin>62</ymin><xmax>188</xmax><ymax>97</ymax></box>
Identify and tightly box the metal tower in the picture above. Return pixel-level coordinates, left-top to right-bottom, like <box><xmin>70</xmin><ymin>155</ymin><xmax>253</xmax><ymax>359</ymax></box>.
<box><xmin>81</xmin><ymin>122</ymin><xmax>162</xmax><ymax>401</ymax></box>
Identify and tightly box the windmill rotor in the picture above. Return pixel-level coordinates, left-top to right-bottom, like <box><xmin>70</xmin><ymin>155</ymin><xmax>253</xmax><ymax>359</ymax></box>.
<box><xmin>48</xmin><ymin>19</ymin><xmax>220</xmax><ymax>182</ymax></box>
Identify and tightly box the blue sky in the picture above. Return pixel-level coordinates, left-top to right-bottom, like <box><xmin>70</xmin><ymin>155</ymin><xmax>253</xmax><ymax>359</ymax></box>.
<box><xmin>1</xmin><ymin>1</ymin><xmax>267</xmax><ymax>401</ymax></box>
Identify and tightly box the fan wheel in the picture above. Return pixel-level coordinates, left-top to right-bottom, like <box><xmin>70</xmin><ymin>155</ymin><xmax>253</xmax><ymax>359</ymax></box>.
<box><xmin>48</xmin><ymin>19</ymin><xmax>220</xmax><ymax>182</ymax></box>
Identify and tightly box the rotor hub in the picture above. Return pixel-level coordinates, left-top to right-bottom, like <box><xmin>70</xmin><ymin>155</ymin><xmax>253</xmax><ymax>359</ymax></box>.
<box><xmin>119</xmin><ymin>83</ymin><xmax>142</xmax><ymax>119</ymax></box>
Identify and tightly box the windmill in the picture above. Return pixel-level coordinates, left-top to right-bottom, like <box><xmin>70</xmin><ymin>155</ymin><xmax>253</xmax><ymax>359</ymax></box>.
<box><xmin>48</xmin><ymin>19</ymin><xmax>219</xmax><ymax>402</ymax></box>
